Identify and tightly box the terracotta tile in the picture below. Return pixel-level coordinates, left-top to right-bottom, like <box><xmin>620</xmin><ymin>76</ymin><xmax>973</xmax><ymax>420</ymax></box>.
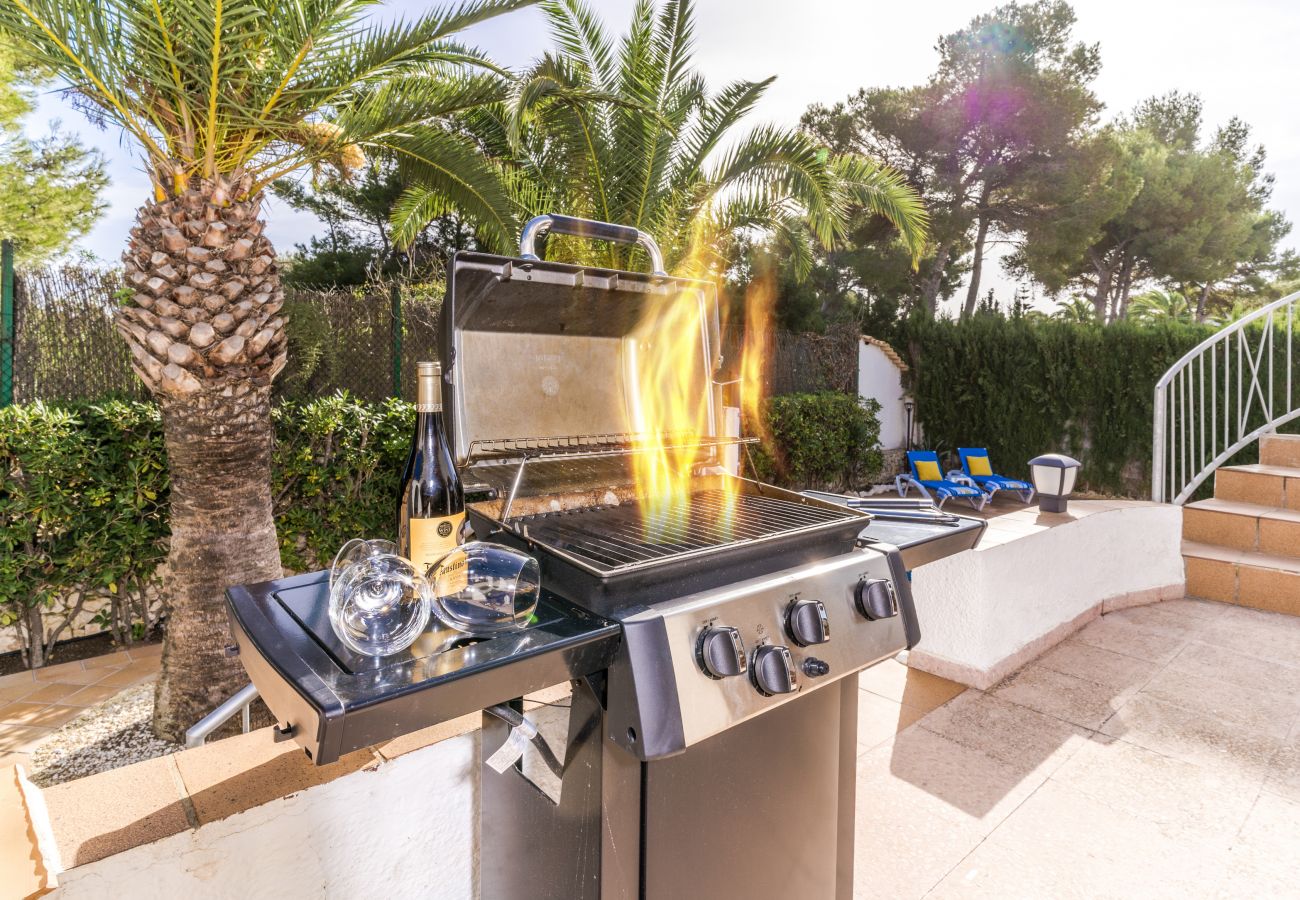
<box><xmin>0</xmin><ymin>702</ymin><xmax>71</xmax><ymax>728</ymax></box>
<box><xmin>1158</xmin><ymin>596</ymin><xmax>1232</xmax><ymax>621</ymax></box>
<box><xmin>1259</xmin><ymin>517</ymin><xmax>1300</xmax><ymax>558</ymax></box>
<box><xmin>990</xmin><ymin>664</ymin><xmax>1130</xmax><ymax>731</ymax></box>
<box><xmin>126</xmin><ymin>643</ymin><xmax>163</xmax><ymax>660</ymax></box>
<box><xmin>1264</xmin><ymin>735</ymin><xmax>1300</xmax><ymax>803</ymax></box>
<box><xmin>0</xmin><ymin>682</ymin><xmax>39</xmax><ymax>704</ymax></box>
<box><xmin>0</xmin><ymin>752</ymin><xmax>30</xmax><ymax>769</ymax></box>
<box><xmin>22</xmin><ymin>681</ymin><xmax>87</xmax><ymax>704</ymax></box>
<box><xmin>916</xmin><ymin>690</ymin><xmax>1089</xmax><ymax>774</ymax></box>
<box><xmin>1182</xmin><ymin>505</ymin><xmax>1257</xmax><ymax>550</ymax></box>
<box><xmin>31</xmin><ymin>665</ymin><xmax>105</xmax><ymax>686</ymax></box>
<box><xmin>1182</xmin><ymin>539</ymin><xmax>1245</xmax><ymax>564</ymax></box>
<box><xmin>43</xmin><ymin>754</ymin><xmax>190</xmax><ymax>867</ymax></box>
<box><xmin>858</xmin><ymin>657</ymin><xmax>965</xmax><ymax>713</ymax></box>
<box><xmin>1104</xmin><ymin>602</ymin><xmax>1211</xmax><ymax>639</ymax></box>
<box><xmin>173</xmin><ymin>726</ymin><xmax>381</xmax><ymax>826</ymax></box>
<box><xmin>1070</xmin><ymin>616</ymin><xmax>1189</xmax><ymax>665</ymax></box>
<box><xmin>1101</xmin><ymin>693</ymin><xmax>1285</xmax><ymax>778</ymax></box>
<box><xmin>1138</xmin><ymin>666</ymin><xmax>1299</xmax><ymax>740</ymax></box>
<box><xmin>1169</xmin><ymin>640</ymin><xmax>1300</xmax><ymax>695</ymax></box>
<box><xmin>1288</xmin><ymin>477</ymin><xmax>1300</xmax><ymax>511</ymax></box>
<box><xmin>0</xmin><ymin>671</ymin><xmax>35</xmax><ymax>690</ymax></box>
<box><xmin>374</xmin><ymin>712</ymin><xmax>479</xmax><ymax>761</ymax></box>
<box><xmin>1033</xmin><ymin>639</ymin><xmax>1159</xmax><ymax>694</ymax></box>
<box><xmin>1051</xmin><ymin>736</ymin><xmax>1258</xmax><ymax>843</ymax></box>
<box><xmin>1238</xmin><ymin>565</ymin><xmax>1300</xmax><ymax>616</ymax></box>
<box><xmin>857</xmin><ymin>690</ymin><xmax>924</xmax><ymax>753</ymax></box>
<box><xmin>0</xmin><ymin>725</ymin><xmax>53</xmax><ymax>753</ymax></box>
<box><xmin>94</xmin><ymin>665</ymin><xmax>158</xmax><ymax>688</ymax></box>
<box><xmin>1261</xmin><ymin>434</ymin><xmax>1300</xmax><ymax>467</ymax></box>
<box><xmin>930</xmin><ymin>780</ymin><xmax>1225</xmax><ymax>899</ymax></box>
<box><xmin>62</xmin><ymin>682</ymin><xmax>131</xmax><ymax>707</ymax></box>
<box><xmin>1215</xmin><ymin>468</ymin><xmax>1285</xmax><ymax>506</ymax></box>
<box><xmin>81</xmin><ymin>650</ymin><xmax>132</xmax><ymax>670</ymax></box>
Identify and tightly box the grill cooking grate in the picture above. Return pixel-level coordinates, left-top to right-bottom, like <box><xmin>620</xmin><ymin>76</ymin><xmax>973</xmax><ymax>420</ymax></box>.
<box><xmin>513</xmin><ymin>489</ymin><xmax>859</xmax><ymax>575</ymax></box>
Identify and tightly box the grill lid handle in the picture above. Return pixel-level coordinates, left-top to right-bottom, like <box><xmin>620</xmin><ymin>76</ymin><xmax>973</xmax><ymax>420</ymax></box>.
<box><xmin>519</xmin><ymin>214</ymin><xmax>667</xmax><ymax>276</ymax></box>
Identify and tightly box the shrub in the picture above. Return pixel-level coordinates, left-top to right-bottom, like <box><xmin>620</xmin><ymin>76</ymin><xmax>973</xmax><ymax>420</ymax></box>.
<box><xmin>896</xmin><ymin>316</ymin><xmax>1220</xmax><ymax>495</ymax></box>
<box><xmin>749</xmin><ymin>391</ymin><xmax>883</xmax><ymax>492</ymax></box>
<box><xmin>0</xmin><ymin>401</ymin><xmax>169</xmax><ymax>666</ymax></box>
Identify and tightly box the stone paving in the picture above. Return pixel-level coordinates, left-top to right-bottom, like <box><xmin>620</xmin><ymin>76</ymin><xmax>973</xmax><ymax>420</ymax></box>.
<box><xmin>0</xmin><ymin>644</ymin><xmax>161</xmax><ymax>769</ymax></box>
<box><xmin>854</xmin><ymin>597</ymin><xmax>1300</xmax><ymax>899</ymax></box>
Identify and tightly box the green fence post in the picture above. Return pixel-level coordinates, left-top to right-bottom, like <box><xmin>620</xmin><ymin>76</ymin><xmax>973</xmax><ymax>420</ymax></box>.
<box><xmin>1</xmin><ymin>240</ymin><xmax>14</xmax><ymax>408</ymax></box>
<box><xmin>390</xmin><ymin>282</ymin><xmax>403</xmax><ymax>399</ymax></box>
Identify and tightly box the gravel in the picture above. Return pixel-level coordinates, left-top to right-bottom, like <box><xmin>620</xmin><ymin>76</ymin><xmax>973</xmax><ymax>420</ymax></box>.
<box><xmin>28</xmin><ymin>682</ymin><xmax>181</xmax><ymax>787</ymax></box>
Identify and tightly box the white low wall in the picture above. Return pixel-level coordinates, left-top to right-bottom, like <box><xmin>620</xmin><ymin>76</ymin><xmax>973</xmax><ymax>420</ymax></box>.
<box><xmin>54</xmin><ymin>734</ymin><xmax>480</xmax><ymax>900</ymax></box>
<box><xmin>906</xmin><ymin>504</ymin><xmax>1185</xmax><ymax>689</ymax></box>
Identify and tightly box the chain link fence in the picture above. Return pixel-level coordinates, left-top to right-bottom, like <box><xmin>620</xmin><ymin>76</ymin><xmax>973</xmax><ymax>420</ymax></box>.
<box><xmin>5</xmin><ymin>264</ymin><xmax>856</xmax><ymax>406</ymax></box>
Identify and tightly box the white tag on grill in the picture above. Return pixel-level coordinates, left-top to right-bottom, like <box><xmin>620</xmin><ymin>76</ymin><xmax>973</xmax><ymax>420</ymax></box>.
<box><xmin>486</xmin><ymin>716</ymin><xmax>539</xmax><ymax>774</ymax></box>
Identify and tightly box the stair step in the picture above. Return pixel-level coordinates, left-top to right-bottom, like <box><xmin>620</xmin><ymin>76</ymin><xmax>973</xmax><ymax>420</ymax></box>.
<box><xmin>1183</xmin><ymin>498</ymin><xmax>1300</xmax><ymax>557</ymax></box>
<box><xmin>1214</xmin><ymin>464</ymin><xmax>1300</xmax><ymax>509</ymax></box>
<box><xmin>1183</xmin><ymin>540</ymin><xmax>1300</xmax><ymax>616</ymax></box>
<box><xmin>1261</xmin><ymin>433</ymin><xmax>1300</xmax><ymax>467</ymax></box>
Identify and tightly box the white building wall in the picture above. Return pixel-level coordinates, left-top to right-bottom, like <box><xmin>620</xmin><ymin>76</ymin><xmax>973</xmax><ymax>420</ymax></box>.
<box><xmin>857</xmin><ymin>341</ymin><xmax>908</xmax><ymax>450</ymax></box>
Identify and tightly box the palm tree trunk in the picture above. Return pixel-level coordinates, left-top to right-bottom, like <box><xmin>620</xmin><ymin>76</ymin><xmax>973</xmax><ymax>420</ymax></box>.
<box><xmin>151</xmin><ymin>387</ymin><xmax>283</xmax><ymax>740</ymax></box>
<box><xmin>115</xmin><ymin>172</ymin><xmax>288</xmax><ymax>741</ymax></box>
<box><xmin>961</xmin><ymin>208</ymin><xmax>991</xmax><ymax>319</ymax></box>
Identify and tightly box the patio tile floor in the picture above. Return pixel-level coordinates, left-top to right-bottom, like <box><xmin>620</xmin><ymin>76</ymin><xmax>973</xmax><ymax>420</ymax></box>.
<box><xmin>0</xmin><ymin>646</ymin><xmax>162</xmax><ymax>766</ymax></box>
<box><xmin>856</xmin><ymin>597</ymin><xmax>1300</xmax><ymax>898</ymax></box>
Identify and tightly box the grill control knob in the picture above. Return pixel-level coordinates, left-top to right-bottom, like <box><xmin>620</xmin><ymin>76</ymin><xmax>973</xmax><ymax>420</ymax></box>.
<box><xmin>856</xmin><ymin>578</ymin><xmax>899</xmax><ymax>620</ymax></box>
<box><xmin>697</xmin><ymin>626</ymin><xmax>746</xmax><ymax>679</ymax></box>
<box><xmin>787</xmin><ymin>599</ymin><xmax>830</xmax><ymax>646</ymax></box>
<box><xmin>751</xmin><ymin>644</ymin><xmax>799</xmax><ymax>696</ymax></box>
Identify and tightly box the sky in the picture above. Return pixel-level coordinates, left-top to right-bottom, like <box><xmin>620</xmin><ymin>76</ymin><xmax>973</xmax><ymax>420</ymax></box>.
<box><xmin>28</xmin><ymin>0</ymin><xmax>1300</xmax><ymax>315</ymax></box>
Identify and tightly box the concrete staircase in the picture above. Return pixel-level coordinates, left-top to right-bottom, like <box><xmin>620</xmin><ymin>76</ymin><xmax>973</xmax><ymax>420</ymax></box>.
<box><xmin>1183</xmin><ymin>433</ymin><xmax>1300</xmax><ymax>615</ymax></box>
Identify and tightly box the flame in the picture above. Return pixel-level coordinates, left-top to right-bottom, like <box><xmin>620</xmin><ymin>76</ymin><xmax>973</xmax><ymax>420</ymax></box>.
<box><xmin>625</xmin><ymin>259</ymin><xmax>776</xmax><ymax>544</ymax></box>
<box><xmin>627</xmin><ymin>287</ymin><xmax>714</xmax><ymax>542</ymax></box>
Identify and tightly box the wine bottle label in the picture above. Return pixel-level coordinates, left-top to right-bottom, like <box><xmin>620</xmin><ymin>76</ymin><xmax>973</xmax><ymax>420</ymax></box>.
<box><xmin>431</xmin><ymin>547</ymin><xmax>470</xmax><ymax>597</ymax></box>
<box><xmin>409</xmin><ymin>513</ymin><xmax>465</xmax><ymax>574</ymax></box>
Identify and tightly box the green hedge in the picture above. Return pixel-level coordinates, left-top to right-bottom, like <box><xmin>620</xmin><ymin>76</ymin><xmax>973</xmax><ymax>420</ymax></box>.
<box><xmin>1</xmin><ymin>390</ymin><xmax>880</xmax><ymax>664</ymax></box>
<box><xmin>897</xmin><ymin>316</ymin><xmax>1219</xmax><ymax>495</ymax></box>
<box><xmin>749</xmin><ymin>391</ymin><xmax>883</xmax><ymax>492</ymax></box>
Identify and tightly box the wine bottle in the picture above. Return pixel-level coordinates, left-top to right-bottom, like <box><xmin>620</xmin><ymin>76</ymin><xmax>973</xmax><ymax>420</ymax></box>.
<box><xmin>398</xmin><ymin>361</ymin><xmax>465</xmax><ymax>575</ymax></box>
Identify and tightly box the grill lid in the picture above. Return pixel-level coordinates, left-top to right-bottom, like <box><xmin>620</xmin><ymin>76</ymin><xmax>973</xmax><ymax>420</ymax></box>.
<box><xmin>442</xmin><ymin>224</ymin><xmax>722</xmax><ymax>470</ymax></box>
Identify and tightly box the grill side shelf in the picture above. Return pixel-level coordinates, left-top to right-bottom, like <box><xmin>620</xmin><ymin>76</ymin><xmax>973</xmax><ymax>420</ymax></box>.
<box><xmin>226</xmin><ymin>572</ymin><xmax>621</xmax><ymax>765</ymax></box>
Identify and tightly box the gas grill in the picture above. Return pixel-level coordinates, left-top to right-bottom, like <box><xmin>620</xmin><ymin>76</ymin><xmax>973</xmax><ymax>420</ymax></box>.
<box><xmin>226</xmin><ymin>214</ymin><xmax>982</xmax><ymax>900</ymax></box>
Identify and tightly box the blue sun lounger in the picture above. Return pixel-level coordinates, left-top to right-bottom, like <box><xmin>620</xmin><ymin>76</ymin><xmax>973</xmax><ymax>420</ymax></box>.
<box><xmin>896</xmin><ymin>450</ymin><xmax>987</xmax><ymax>511</ymax></box>
<box><xmin>952</xmin><ymin>447</ymin><xmax>1035</xmax><ymax>504</ymax></box>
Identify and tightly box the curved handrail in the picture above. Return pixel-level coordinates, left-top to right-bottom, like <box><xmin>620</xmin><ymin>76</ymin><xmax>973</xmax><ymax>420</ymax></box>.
<box><xmin>1152</xmin><ymin>289</ymin><xmax>1300</xmax><ymax>504</ymax></box>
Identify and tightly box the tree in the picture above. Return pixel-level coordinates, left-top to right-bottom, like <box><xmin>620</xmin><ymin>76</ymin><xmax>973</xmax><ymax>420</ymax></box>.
<box><xmin>802</xmin><ymin>0</ymin><xmax>1101</xmax><ymax>318</ymax></box>
<box><xmin>1014</xmin><ymin>93</ymin><xmax>1290</xmax><ymax>323</ymax></box>
<box><xmin>395</xmin><ymin>0</ymin><xmax>928</xmax><ymax>279</ymax></box>
<box><xmin>274</xmin><ymin>164</ymin><xmax>480</xmax><ymax>285</ymax></box>
<box><xmin>0</xmin><ymin>46</ymin><xmax>106</xmax><ymax>261</ymax></box>
<box><xmin>1127</xmin><ymin>289</ymin><xmax>1191</xmax><ymax>325</ymax></box>
<box><xmin>1052</xmin><ymin>295</ymin><xmax>1097</xmax><ymax>324</ymax></box>
<box><xmin>0</xmin><ymin>0</ymin><xmax>532</xmax><ymax>739</ymax></box>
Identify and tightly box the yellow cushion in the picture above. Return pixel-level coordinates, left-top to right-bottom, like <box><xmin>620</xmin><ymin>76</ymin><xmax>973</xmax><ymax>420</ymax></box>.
<box><xmin>915</xmin><ymin>460</ymin><xmax>942</xmax><ymax>481</ymax></box>
<box><xmin>967</xmin><ymin>455</ymin><xmax>993</xmax><ymax>477</ymax></box>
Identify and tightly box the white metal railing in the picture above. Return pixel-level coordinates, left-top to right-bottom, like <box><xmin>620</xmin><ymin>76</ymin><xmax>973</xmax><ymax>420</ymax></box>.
<box><xmin>1153</xmin><ymin>289</ymin><xmax>1300</xmax><ymax>504</ymax></box>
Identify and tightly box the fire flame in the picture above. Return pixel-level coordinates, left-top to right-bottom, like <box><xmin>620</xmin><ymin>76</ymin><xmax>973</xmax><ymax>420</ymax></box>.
<box><xmin>626</xmin><ymin>266</ymin><xmax>776</xmax><ymax>543</ymax></box>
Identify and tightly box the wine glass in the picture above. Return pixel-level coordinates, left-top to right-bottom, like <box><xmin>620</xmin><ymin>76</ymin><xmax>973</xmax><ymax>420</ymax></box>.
<box><xmin>328</xmin><ymin>553</ymin><xmax>431</xmax><ymax>657</ymax></box>
<box><xmin>426</xmin><ymin>542</ymin><xmax>541</xmax><ymax>635</ymax></box>
<box><xmin>330</xmin><ymin>538</ymin><xmax>399</xmax><ymax>588</ymax></box>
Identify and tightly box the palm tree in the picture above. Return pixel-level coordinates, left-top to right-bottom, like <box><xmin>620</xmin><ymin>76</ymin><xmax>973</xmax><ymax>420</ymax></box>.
<box><xmin>0</xmin><ymin>0</ymin><xmax>532</xmax><ymax>739</ymax></box>
<box><xmin>392</xmin><ymin>0</ymin><xmax>928</xmax><ymax>276</ymax></box>
<box><xmin>1127</xmin><ymin>289</ymin><xmax>1192</xmax><ymax>324</ymax></box>
<box><xmin>1053</xmin><ymin>295</ymin><xmax>1099</xmax><ymax>324</ymax></box>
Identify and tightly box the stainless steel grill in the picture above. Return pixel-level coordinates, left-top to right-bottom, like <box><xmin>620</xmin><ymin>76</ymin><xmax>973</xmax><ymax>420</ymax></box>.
<box><xmin>515</xmin><ymin>489</ymin><xmax>860</xmax><ymax>574</ymax></box>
